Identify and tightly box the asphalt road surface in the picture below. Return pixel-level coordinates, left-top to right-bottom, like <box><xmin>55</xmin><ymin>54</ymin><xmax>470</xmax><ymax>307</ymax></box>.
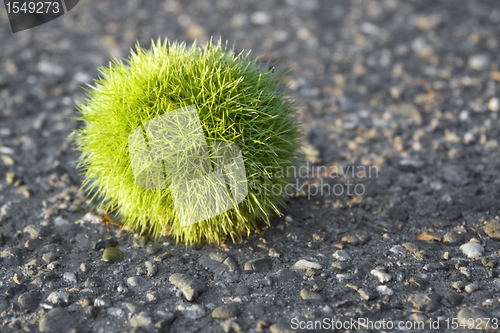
<box><xmin>1</xmin><ymin>0</ymin><xmax>500</xmax><ymax>332</ymax></box>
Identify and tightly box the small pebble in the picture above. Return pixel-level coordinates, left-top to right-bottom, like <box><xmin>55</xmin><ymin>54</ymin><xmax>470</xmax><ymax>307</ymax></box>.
<box><xmin>127</xmin><ymin>276</ymin><xmax>149</xmax><ymax>293</ymax></box>
<box><xmin>292</xmin><ymin>259</ymin><xmax>322</xmax><ymax>270</ymax></box>
<box><xmin>410</xmin><ymin>313</ymin><xmax>427</xmax><ymax>323</ymax></box>
<box><xmin>209</xmin><ymin>251</ymin><xmax>227</xmax><ymax>262</ymax></box>
<box><xmin>23</xmin><ymin>224</ymin><xmax>51</xmax><ymax>239</ymax></box>
<box><xmin>94</xmin><ymin>297</ymin><xmax>111</xmax><ymax>307</ymax></box>
<box><xmin>483</xmin><ymin>221</ymin><xmax>500</xmax><ymax>239</ymax></box>
<box><xmin>39</xmin><ymin>308</ymin><xmax>77</xmax><ymax>332</ymax></box>
<box><xmin>74</xmin><ymin>72</ymin><xmax>92</xmax><ymax>84</ymax></box>
<box><xmin>25</xmin><ymin>237</ymin><xmax>43</xmax><ymax>250</ymax></box>
<box><xmin>331</xmin><ymin>261</ymin><xmax>350</xmax><ymax>270</ymax></box>
<box><xmin>122</xmin><ymin>302</ymin><xmax>138</xmax><ymax>316</ymax></box>
<box><xmin>212</xmin><ymin>304</ymin><xmax>241</xmax><ymax>318</ymax></box>
<box><xmin>460</xmin><ymin>267</ymin><xmax>471</xmax><ymax>278</ymax></box>
<box><xmin>488</xmin><ymin>97</ymin><xmax>499</xmax><ymax>112</ymax></box>
<box><xmin>6</xmin><ymin>172</ymin><xmax>16</xmax><ymax>184</ymax></box>
<box><xmin>376</xmin><ymin>285</ymin><xmax>394</xmax><ymax>296</ymax></box>
<box><xmin>389</xmin><ymin>245</ymin><xmax>407</xmax><ymax>255</ymax></box>
<box><xmin>300</xmin><ymin>288</ymin><xmax>324</xmax><ymax>301</ymax></box>
<box><xmin>156</xmin><ymin>310</ymin><xmax>175</xmax><ymax>324</ymax></box>
<box><xmin>427</xmin><ymin>216</ymin><xmax>450</xmax><ymax>228</ymax></box>
<box><xmin>13</xmin><ymin>273</ymin><xmax>23</xmax><ymax>284</ymax></box>
<box><xmin>1</xmin><ymin>247</ymin><xmax>22</xmax><ymax>267</ymax></box>
<box><xmin>47</xmin><ymin>291</ymin><xmax>69</xmax><ymax>304</ymax></box>
<box><xmin>176</xmin><ymin>304</ymin><xmax>206</xmax><ymax>320</ymax></box>
<box><xmin>84</xmin><ymin>306</ymin><xmax>98</xmax><ymax>319</ymax></box>
<box><xmin>465</xmin><ymin>283</ymin><xmax>479</xmax><ymax>293</ymax></box>
<box><xmin>269</xmin><ymin>248</ymin><xmax>281</xmax><ymax>258</ymax></box>
<box><xmin>47</xmin><ymin>262</ymin><xmax>59</xmax><ymax>270</ymax></box>
<box><xmin>107</xmin><ymin>307</ymin><xmax>124</xmax><ymax>317</ymax></box>
<box><xmin>169</xmin><ymin>273</ymin><xmax>202</xmax><ymax>301</ymax></box>
<box><xmin>53</xmin><ymin>216</ymin><xmax>69</xmax><ymax>226</ymax></box>
<box><xmin>85</xmin><ymin>277</ymin><xmax>102</xmax><ymax>288</ymax></box>
<box><xmin>370</xmin><ymin>269</ymin><xmax>392</xmax><ymax>283</ymax></box>
<box><xmin>223</xmin><ymin>256</ymin><xmax>239</xmax><ymax>272</ymax></box>
<box><xmin>146</xmin><ymin>291</ymin><xmax>157</xmax><ymax>302</ymax></box>
<box><xmin>83</xmin><ymin>213</ymin><xmax>101</xmax><ymax>224</ymax></box>
<box><xmin>250</xmin><ymin>11</ymin><xmax>271</xmax><ymax>25</ymax></box>
<box><xmin>1</xmin><ymin>155</ymin><xmax>14</xmax><ymax>165</ymax></box>
<box><xmin>424</xmin><ymin>261</ymin><xmax>449</xmax><ymax>271</ymax></box>
<box><xmin>129</xmin><ymin>311</ymin><xmax>152</xmax><ymax>327</ymax></box>
<box><xmin>63</xmin><ymin>272</ymin><xmax>77</xmax><ymax>283</ymax></box>
<box><xmin>443</xmin><ymin>231</ymin><xmax>461</xmax><ymax>243</ymax></box>
<box><xmin>399</xmin><ymin>158</ymin><xmax>424</xmax><ymax>172</ymax></box>
<box><xmin>102</xmin><ymin>247</ymin><xmax>124</xmax><ymax>263</ymax></box>
<box><xmin>145</xmin><ymin>261</ymin><xmax>157</xmax><ymax>276</ymax></box>
<box><xmin>417</xmin><ymin>231</ymin><xmax>442</xmax><ymax>242</ymax></box>
<box><xmin>468</xmin><ymin>54</ymin><xmax>490</xmax><ymax>70</ymax></box>
<box><xmin>402</xmin><ymin>242</ymin><xmax>419</xmax><ymax>253</ymax></box>
<box><xmin>341</xmin><ymin>230</ymin><xmax>371</xmax><ymax>245</ymax></box>
<box><xmin>244</xmin><ymin>257</ymin><xmax>270</xmax><ymax>273</ymax></box>
<box><xmin>79</xmin><ymin>298</ymin><xmax>91</xmax><ymax>307</ymax></box>
<box><xmin>460</xmin><ymin>241</ymin><xmax>484</xmax><ymax>259</ymax></box>
<box><xmin>358</xmin><ymin>288</ymin><xmax>377</xmax><ymax>300</ymax></box>
<box><xmin>332</xmin><ymin>250</ymin><xmax>351</xmax><ymax>261</ymax></box>
<box><xmin>269</xmin><ymin>323</ymin><xmax>291</xmax><ymax>333</ymax></box>
<box><xmin>336</xmin><ymin>273</ymin><xmax>350</xmax><ymax>282</ymax></box>
<box><xmin>408</xmin><ymin>293</ymin><xmax>439</xmax><ymax>311</ymax></box>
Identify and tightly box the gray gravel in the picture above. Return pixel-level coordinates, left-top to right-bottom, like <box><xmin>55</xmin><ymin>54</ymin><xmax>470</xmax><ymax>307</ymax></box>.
<box><xmin>1</xmin><ymin>0</ymin><xmax>500</xmax><ymax>332</ymax></box>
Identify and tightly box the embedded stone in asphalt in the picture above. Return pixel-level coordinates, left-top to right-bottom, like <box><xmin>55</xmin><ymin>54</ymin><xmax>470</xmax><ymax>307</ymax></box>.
<box><xmin>102</xmin><ymin>247</ymin><xmax>124</xmax><ymax>263</ymax></box>
<box><xmin>483</xmin><ymin>221</ymin><xmax>500</xmax><ymax>239</ymax></box>
<box><xmin>341</xmin><ymin>230</ymin><xmax>371</xmax><ymax>245</ymax></box>
<box><xmin>244</xmin><ymin>257</ymin><xmax>271</xmax><ymax>273</ymax></box>
<box><xmin>427</xmin><ymin>216</ymin><xmax>450</xmax><ymax>228</ymax></box>
<box><xmin>408</xmin><ymin>293</ymin><xmax>440</xmax><ymax>312</ymax></box>
<box><xmin>358</xmin><ymin>288</ymin><xmax>377</xmax><ymax>301</ymax></box>
<box><xmin>300</xmin><ymin>288</ymin><xmax>324</xmax><ymax>301</ymax></box>
<box><xmin>370</xmin><ymin>269</ymin><xmax>392</xmax><ymax>283</ymax></box>
<box><xmin>169</xmin><ymin>273</ymin><xmax>202</xmax><ymax>301</ymax></box>
<box><xmin>212</xmin><ymin>304</ymin><xmax>241</xmax><ymax>318</ymax></box>
<box><xmin>39</xmin><ymin>308</ymin><xmax>77</xmax><ymax>332</ymax></box>
<box><xmin>292</xmin><ymin>259</ymin><xmax>322</xmax><ymax>270</ymax></box>
<box><xmin>460</xmin><ymin>241</ymin><xmax>484</xmax><ymax>259</ymax></box>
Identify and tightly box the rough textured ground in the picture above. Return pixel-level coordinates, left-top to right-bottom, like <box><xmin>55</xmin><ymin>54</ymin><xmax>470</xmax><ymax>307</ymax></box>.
<box><xmin>1</xmin><ymin>0</ymin><xmax>500</xmax><ymax>332</ymax></box>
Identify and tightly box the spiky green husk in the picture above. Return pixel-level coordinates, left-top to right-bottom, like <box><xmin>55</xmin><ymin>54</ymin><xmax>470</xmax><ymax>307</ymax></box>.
<box><xmin>73</xmin><ymin>39</ymin><xmax>301</xmax><ymax>244</ymax></box>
